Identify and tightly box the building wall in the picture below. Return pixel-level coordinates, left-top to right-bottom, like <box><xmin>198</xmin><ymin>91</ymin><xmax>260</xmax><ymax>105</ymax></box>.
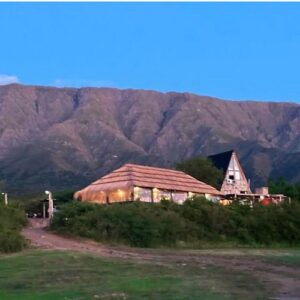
<box><xmin>79</xmin><ymin>191</ymin><xmax>107</xmax><ymax>204</ymax></box>
<box><xmin>77</xmin><ymin>188</ymin><xmax>133</xmax><ymax>204</ymax></box>
<box><xmin>108</xmin><ymin>188</ymin><xmax>133</xmax><ymax>203</ymax></box>
<box><xmin>77</xmin><ymin>186</ymin><xmax>215</xmax><ymax>205</ymax></box>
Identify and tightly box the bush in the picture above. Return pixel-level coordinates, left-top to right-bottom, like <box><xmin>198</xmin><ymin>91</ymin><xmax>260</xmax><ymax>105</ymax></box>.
<box><xmin>50</xmin><ymin>197</ymin><xmax>300</xmax><ymax>248</ymax></box>
<box><xmin>0</xmin><ymin>204</ymin><xmax>27</xmax><ymax>253</ymax></box>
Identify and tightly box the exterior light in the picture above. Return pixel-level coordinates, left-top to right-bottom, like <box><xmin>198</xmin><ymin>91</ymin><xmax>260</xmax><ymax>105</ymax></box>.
<box><xmin>45</xmin><ymin>190</ymin><xmax>54</xmax><ymax>219</ymax></box>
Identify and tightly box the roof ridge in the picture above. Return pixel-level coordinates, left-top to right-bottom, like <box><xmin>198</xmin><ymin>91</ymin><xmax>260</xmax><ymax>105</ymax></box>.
<box><xmin>123</xmin><ymin>163</ymin><xmax>185</xmax><ymax>174</ymax></box>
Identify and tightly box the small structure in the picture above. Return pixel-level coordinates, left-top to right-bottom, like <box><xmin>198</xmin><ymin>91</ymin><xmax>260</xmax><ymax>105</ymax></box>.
<box><xmin>255</xmin><ymin>187</ymin><xmax>269</xmax><ymax>195</ymax></box>
<box><xmin>208</xmin><ymin>150</ymin><xmax>251</xmax><ymax>195</ymax></box>
<box><xmin>74</xmin><ymin>163</ymin><xmax>221</xmax><ymax>204</ymax></box>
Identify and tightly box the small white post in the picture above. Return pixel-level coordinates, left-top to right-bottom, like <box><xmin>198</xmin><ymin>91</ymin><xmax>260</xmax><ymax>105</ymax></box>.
<box><xmin>2</xmin><ymin>193</ymin><xmax>8</xmax><ymax>206</ymax></box>
<box><xmin>45</xmin><ymin>190</ymin><xmax>54</xmax><ymax>219</ymax></box>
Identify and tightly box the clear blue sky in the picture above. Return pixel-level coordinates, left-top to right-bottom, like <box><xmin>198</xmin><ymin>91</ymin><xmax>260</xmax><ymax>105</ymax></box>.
<box><xmin>1</xmin><ymin>2</ymin><xmax>300</xmax><ymax>102</ymax></box>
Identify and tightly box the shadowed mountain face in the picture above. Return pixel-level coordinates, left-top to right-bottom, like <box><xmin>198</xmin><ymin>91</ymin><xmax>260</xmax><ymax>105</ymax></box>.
<box><xmin>0</xmin><ymin>84</ymin><xmax>299</xmax><ymax>194</ymax></box>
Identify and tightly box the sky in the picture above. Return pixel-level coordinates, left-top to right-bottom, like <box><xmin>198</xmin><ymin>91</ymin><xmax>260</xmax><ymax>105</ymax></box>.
<box><xmin>0</xmin><ymin>3</ymin><xmax>300</xmax><ymax>103</ymax></box>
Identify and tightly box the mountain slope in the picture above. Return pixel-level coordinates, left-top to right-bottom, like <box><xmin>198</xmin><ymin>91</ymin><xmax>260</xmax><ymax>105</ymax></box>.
<box><xmin>0</xmin><ymin>84</ymin><xmax>299</xmax><ymax>193</ymax></box>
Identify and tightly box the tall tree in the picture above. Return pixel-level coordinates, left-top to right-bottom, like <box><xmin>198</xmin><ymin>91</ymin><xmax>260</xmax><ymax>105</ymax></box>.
<box><xmin>176</xmin><ymin>156</ymin><xmax>223</xmax><ymax>188</ymax></box>
<box><xmin>268</xmin><ymin>177</ymin><xmax>300</xmax><ymax>202</ymax></box>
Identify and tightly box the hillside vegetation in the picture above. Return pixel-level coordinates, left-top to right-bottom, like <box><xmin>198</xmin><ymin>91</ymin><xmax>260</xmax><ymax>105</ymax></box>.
<box><xmin>0</xmin><ymin>204</ymin><xmax>27</xmax><ymax>253</ymax></box>
<box><xmin>51</xmin><ymin>198</ymin><xmax>300</xmax><ymax>248</ymax></box>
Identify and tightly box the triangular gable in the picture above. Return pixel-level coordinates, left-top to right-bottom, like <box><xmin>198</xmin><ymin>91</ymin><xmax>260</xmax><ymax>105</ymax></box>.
<box><xmin>208</xmin><ymin>150</ymin><xmax>251</xmax><ymax>194</ymax></box>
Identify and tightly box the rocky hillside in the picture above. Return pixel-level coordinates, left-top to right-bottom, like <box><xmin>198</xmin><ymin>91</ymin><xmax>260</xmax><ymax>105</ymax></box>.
<box><xmin>0</xmin><ymin>84</ymin><xmax>299</xmax><ymax>194</ymax></box>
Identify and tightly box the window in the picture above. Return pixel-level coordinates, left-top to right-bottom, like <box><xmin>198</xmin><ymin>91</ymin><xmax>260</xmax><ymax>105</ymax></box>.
<box><xmin>172</xmin><ymin>192</ymin><xmax>187</xmax><ymax>204</ymax></box>
<box><xmin>139</xmin><ymin>188</ymin><xmax>152</xmax><ymax>202</ymax></box>
<box><xmin>229</xmin><ymin>175</ymin><xmax>235</xmax><ymax>180</ymax></box>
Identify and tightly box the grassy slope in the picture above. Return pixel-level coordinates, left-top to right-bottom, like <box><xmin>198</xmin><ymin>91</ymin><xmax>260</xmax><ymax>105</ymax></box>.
<box><xmin>0</xmin><ymin>250</ymin><xmax>271</xmax><ymax>300</ymax></box>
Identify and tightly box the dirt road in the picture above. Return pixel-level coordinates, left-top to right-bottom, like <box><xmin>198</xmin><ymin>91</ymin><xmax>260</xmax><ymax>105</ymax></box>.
<box><xmin>23</xmin><ymin>219</ymin><xmax>300</xmax><ymax>299</ymax></box>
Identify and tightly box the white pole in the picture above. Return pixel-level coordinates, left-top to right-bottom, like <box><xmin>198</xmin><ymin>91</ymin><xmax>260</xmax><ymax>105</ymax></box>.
<box><xmin>2</xmin><ymin>193</ymin><xmax>7</xmax><ymax>206</ymax></box>
<box><xmin>45</xmin><ymin>190</ymin><xmax>54</xmax><ymax>219</ymax></box>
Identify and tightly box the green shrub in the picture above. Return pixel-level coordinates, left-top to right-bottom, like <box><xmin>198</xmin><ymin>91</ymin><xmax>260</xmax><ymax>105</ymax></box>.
<box><xmin>50</xmin><ymin>197</ymin><xmax>300</xmax><ymax>248</ymax></box>
<box><xmin>0</xmin><ymin>204</ymin><xmax>27</xmax><ymax>253</ymax></box>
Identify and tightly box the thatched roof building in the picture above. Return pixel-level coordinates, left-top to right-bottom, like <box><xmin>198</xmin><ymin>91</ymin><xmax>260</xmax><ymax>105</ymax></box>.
<box><xmin>74</xmin><ymin>163</ymin><xmax>221</xmax><ymax>204</ymax></box>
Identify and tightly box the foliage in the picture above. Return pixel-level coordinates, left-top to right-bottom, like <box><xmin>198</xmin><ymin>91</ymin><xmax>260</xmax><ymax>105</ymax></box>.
<box><xmin>51</xmin><ymin>197</ymin><xmax>300</xmax><ymax>248</ymax></box>
<box><xmin>0</xmin><ymin>204</ymin><xmax>27</xmax><ymax>253</ymax></box>
<box><xmin>176</xmin><ymin>156</ymin><xmax>223</xmax><ymax>188</ymax></box>
<box><xmin>51</xmin><ymin>201</ymin><xmax>185</xmax><ymax>247</ymax></box>
<box><xmin>53</xmin><ymin>190</ymin><xmax>75</xmax><ymax>206</ymax></box>
<box><xmin>269</xmin><ymin>177</ymin><xmax>300</xmax><ymax>202</ymax></box>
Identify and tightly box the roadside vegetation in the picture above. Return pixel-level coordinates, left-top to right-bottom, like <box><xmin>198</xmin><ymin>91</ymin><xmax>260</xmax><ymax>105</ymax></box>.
<box><xmin>50</xmin><ymin>197</ymin><xmax>300</xmax><ymax>248</ymax></box>
<box><xmin>0</xmin><ymin>203</ymin><xmax>27</xmax><ymax>253</ymax></box>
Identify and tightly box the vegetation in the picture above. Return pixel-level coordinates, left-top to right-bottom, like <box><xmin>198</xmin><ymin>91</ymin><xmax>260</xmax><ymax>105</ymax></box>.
<box><xmin>269</xmin><ymin>177</ymin><xmax>300</xmax><ymax>202</ymax></box>
<box><xmin>53</xmin><ymin>190</ymin><xmax>75</xmax><ymax>205</ymax></box>
<box><xmin>0</xmin><ymin>250</ymin><xmax>273</xmax><ymax>300</ymax></box>
<box><xmin>51</xmin><ymin>197</ymin><xmax>300</xmax><ymax>248</ymax></box>
<box><xmin>0</xmin><ymin>203</ymin><xmax>27</xmax><ymax>253</ymax></box>
<box><xmin>176</xmin><ymin>156</ymin><xmax>223</xmax><ymax>188</ymax></box>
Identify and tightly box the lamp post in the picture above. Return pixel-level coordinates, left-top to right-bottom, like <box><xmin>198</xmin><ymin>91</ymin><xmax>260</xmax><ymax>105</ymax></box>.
<box><xmin>45</xmin><ymin>190</ymin><xmax>54</xmax><ymax>219</ymax></box>
<box><xmin>1</xmin><ymin>193</ymin><xmax>8</xmax><ymax>206</ymax></box>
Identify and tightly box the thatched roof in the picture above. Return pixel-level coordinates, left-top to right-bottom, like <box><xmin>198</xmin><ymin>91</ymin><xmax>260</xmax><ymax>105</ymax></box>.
<box><xmin>75</xmin><ymin>163</ymin><xmax>221</xmax><ymax>197</ymax></box>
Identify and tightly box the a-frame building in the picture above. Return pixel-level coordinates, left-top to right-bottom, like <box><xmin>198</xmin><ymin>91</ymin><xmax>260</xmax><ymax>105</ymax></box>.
<box><xmin>208</xmin><ymin>150</ymin><xmax>251</xmax><ymax>195</ymax></box>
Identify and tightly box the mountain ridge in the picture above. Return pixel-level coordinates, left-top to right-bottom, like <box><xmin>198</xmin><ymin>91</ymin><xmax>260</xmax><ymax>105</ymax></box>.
<box><xmin>0</xmin><ymin>84</ymin><xmax>299</xmax><ymax>194</ymax></box>
<box><xmin>6</xmin><ymin>83</ymin><xmax>300</xmax><ymax>105</ymax></box>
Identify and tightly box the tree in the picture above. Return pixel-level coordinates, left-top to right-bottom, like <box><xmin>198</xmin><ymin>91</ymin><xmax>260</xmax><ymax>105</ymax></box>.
<box><xmin>268</xmin><ymin>177</ymin><xmax>300</xmax><ymax>202</ymax></box>
<box><xmin>53</xmin><ymin>190</ymin><xmax>75</xmax><ymax>205</ymax></box>
<box><xmin>176</xmin><ymin>156</ymin><xmax>223</xmax><ymax>188</ymax></box>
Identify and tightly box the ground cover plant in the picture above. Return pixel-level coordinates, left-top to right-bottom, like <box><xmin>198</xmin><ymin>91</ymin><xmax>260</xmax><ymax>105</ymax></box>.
<box><xmin>0</xmin><ymin>204</ymin><xmax>27</xmax><ymax>253</ymax></box>
<box><xmin>50</xmin><ymin>197</ymin><xmax>300</xmax><ymax>248</ymax></box>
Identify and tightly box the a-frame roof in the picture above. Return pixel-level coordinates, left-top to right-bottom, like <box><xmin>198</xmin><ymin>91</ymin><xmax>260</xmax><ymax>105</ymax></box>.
<box><xmin>208</xmin><ymin>150</ymin><xmax>234</xmax><ymax>175</ymax></box>
<box><xmin>79</xmin><ymin>163</ymin><xmax>221</xmax><ymax>195</ymax></box>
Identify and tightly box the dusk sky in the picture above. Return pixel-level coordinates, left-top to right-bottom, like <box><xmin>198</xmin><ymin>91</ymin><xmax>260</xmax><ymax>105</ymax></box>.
<box><xmin>1</xmin><ymin>3</ymin><xmax>300</xmax><ymax>102</ymax></box>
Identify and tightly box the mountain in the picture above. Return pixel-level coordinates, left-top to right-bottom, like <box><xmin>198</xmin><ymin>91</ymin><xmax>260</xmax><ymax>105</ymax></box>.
<box><xmin>0</xmin><ymin>84</ymin><xmax>299</xmax><ymax>194</ymax></box>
